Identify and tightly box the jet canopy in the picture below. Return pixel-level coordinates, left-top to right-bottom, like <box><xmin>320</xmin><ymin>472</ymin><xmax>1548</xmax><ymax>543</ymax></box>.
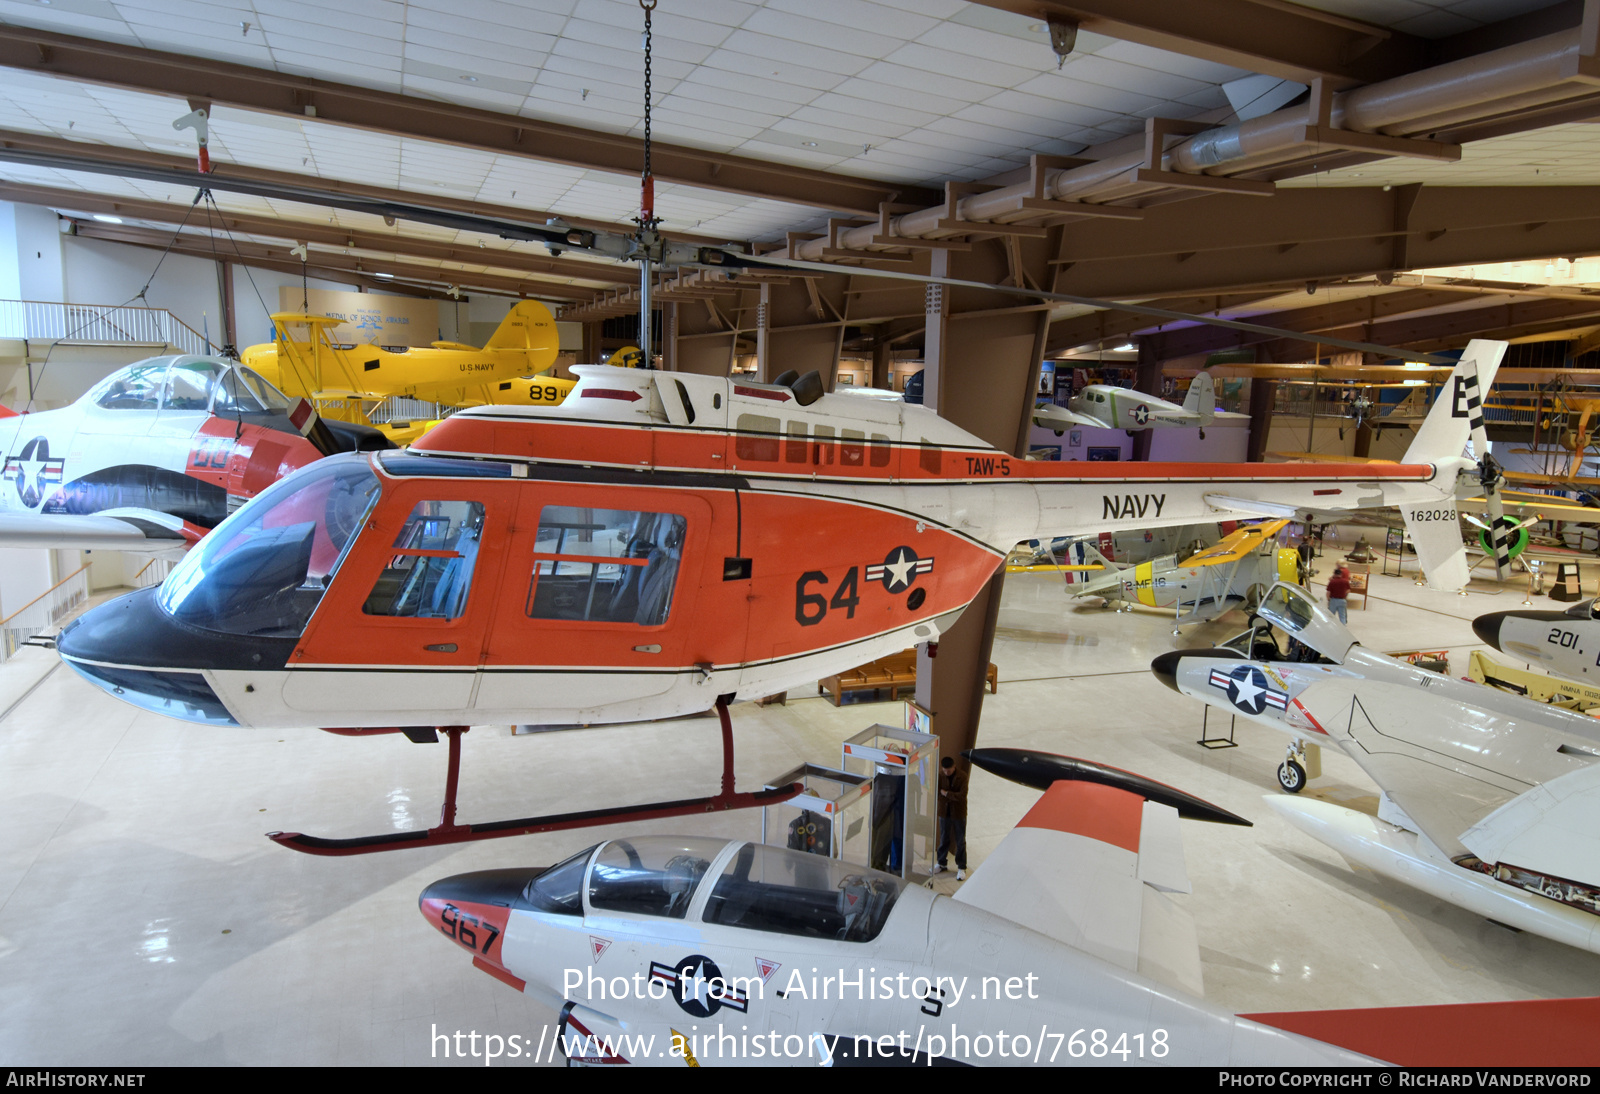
<box><xmin>531</xmin><ymin>835</ymin><xmax>908</xmax><ymax>942</ymax></box>
<box><xmin>85</xmin><ymin>355</ymin><xmax>294</xmax><ymax>416</ymax></box>
<box><xmin>1222</xmin><ymin>580</ymin><xmax>1356</xmax><ymax>664</ymax></box>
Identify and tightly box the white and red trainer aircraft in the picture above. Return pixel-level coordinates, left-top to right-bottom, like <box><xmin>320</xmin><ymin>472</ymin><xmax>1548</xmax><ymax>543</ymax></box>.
<box><xmin>418</xmin><ymin>748</ymin><xmax>1600</xmax><ymax>1067</ymax></box>
<box><xmin>54</xmin><ymin>342</ymin><xmax>1505</xmax><ymax>853</ymax></box>
<box><xmin>0</xmin><ymin>354</ymin><xmax>380</xmax><ymax>554</ymax></box>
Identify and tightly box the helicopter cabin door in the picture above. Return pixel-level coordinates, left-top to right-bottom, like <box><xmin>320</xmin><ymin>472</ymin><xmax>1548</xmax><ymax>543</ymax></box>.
<box><xmin>473</xmin><ymin>480</ymin><xmax>736</xmax><ymax>725</ymax></box>
<box><xmin>284</xmin><ymin>476</ymin><xmax>511</xmax><ymax>720</ymax></box>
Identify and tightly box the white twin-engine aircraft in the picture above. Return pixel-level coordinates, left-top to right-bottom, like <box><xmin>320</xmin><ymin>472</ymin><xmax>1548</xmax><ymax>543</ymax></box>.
<box><xmin>419</xmin><ymin>748</ymin><xmax>1593</xmax><ymax>1067</ymax></box>
<box><xmin>1153</xmin><ymin>581</ymin><xmax>1600</xmax><ymax>958</ymax></box>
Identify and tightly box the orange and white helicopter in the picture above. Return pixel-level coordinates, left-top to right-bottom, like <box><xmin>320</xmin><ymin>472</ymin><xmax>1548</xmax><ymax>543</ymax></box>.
<box><xmin>55</xmin><ymin>341</ymin><xmax>1505</xmax><ymax>855</ymax></box>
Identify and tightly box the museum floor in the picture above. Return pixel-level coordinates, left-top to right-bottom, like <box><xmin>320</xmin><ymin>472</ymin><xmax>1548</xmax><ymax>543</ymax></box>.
<box><xmin>2</xmin><ymin>540</ymin><xmax>1596</xmax><ymax>1066</ymax></box>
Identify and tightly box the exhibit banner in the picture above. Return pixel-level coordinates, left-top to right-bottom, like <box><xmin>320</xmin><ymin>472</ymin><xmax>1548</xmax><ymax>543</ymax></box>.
<box><xmin>278</xmin><ymin>287</ymin><xmax>440</xmax><ymax>346</ymax></box>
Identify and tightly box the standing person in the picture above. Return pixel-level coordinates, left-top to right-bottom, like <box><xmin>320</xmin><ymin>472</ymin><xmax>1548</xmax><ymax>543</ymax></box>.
<box><xmin>1326</xmin><ymin>565</ymin><xmax>1350</xmax><ymax>624</ymax></box>
<box><xmin>932</xmin><ymin>756</ymin><xmax>968</xmax><ymax>881</ymax></box>
<box><xmin>1296</xmin><ymin>534</ymin><xmax>1316</xmax><ymax>587</ymax></box>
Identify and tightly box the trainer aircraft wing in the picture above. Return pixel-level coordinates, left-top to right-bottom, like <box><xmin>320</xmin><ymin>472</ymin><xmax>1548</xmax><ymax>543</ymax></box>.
<box><xmin>1179</xmin><ymin>519</ymin><xmax>1289</xmax><ymax>567</ymax></box>
<box><xmin>0</xmin><ymin>509</ymin><xmax>193</xmax><ymax>552</ymax></box>
<box><xmin>953</xmin><ymin>778</ymin><xmax>1208</xmax><ymax>996</ymax></box>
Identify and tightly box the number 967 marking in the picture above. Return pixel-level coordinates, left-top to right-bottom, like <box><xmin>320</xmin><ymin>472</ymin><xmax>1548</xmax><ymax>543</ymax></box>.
<box><xmin>439</xmin><ymin>902</ymin><xmax>502</xmax><ymax>956</ymax></box>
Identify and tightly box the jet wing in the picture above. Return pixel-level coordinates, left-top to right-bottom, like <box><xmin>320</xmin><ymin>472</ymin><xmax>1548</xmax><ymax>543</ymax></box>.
<box><xmin>0</xmin><ymin>510</ymin><xmax>193</xmax><ymax>552</ymax></box>
<box><xmin>1297</xmin><ymin>677</ymin><xmax>1536</xmax><ymax>857</ymax></box>
<box><xmin>1179</xmin><ymin>519</ymin><xmax>1289</xmax><ymax>566</ymax></box>
<box><xmin>955</xmin><ymin>780</ymin><xmax>1205</xmax><ymax>996</ymax></box>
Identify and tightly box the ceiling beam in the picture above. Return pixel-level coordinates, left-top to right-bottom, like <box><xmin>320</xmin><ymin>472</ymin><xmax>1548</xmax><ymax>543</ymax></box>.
<box><xmin>70</xmin><ymin>221</ymin><xmax>598</xmax><ymax>302</ymax></box>
<box><xmin>1045</xmin><ymin>289</ymin><xmax>1297</xmax><ymax>351</ymax></box>
<box><xmin>0</xmin><ymin>26</ymin><xmax>937</xmax><ymax>215</ymax></box>
<box><xmin>1253</xmin><ymin>296</ymin><xmax>1600</xmax><ymax>359</ymax></box>
<box><xmin>0</xmin><ymin>181</ymin><xmax>636</xmax><ymax>286</ymax></box>
<box><xmin>964</xmin><ymin>0</ymin><xmax>1429</xmax><ymax>86</ymax></box>
<box><xmin>0</xmin><ymin>127</ymin><xmax>693</xmax><ymax>242</ymax></box>
<box><xmin>1048</xmin><ymin>186</ymin><xmax>1600</xmax><ymax>299</ymax></box>
<box><xmin>1143</xmin><ymin>287</ymin><xmax>1476</xmax><ymax>359</ymax></box>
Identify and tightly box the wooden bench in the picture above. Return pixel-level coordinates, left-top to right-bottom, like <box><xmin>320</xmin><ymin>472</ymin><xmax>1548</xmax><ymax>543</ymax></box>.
<box><xmin>818</xmin><ymin>649</ymin><xmax>999</xmax><ymax>706</ymax></box>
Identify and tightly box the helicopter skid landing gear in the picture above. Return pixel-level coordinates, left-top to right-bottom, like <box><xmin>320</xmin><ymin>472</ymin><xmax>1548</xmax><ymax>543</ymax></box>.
<box><xmin>268</xmin><ymin>698</ymin><xmax>802</xmax><ymax>856</ymax></box>
<box><xmin>1277</xmin><ymin>740</ymin><xmax>1309</xmax><ymax>794</ymax></box>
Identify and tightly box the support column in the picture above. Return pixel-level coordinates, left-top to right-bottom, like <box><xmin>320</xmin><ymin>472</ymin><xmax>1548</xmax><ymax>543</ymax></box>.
<box><xmin>871</xmin><ymin>338</ymin><xmax>891</xmax><ymax>390</ymax></box>
<box><xmin>758</xmin><ymin>276</ymin><xmax>845</xmax><ymax>387</ymax></box>
<box><xmin>581</xmin><ymin>321</ymin><xmax>601</xmax><ymax>366</ymax></box>
<box><xmin>216</xmin><ymin>260</ymin><xmax>237</xmax><ymax>353</ymax></box>
<box><xmin>911</xmin><ymin>235</ymin><xmax>1053</xmax><ymax>770</ymax></box>
<box><xmin>1248</xmin><ymin>379</ymin><xmax>1278</xmax><ymax>462</ymax></box>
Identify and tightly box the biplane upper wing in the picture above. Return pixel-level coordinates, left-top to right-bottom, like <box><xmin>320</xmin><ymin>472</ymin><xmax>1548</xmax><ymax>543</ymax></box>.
<box><xmin>1178</xmin><ymin>519</ymin><xmax>1289</xmax><ymax>567</ymax></box>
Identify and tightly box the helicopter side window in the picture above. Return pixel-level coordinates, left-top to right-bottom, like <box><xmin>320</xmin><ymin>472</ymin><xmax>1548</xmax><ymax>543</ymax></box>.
<box><xmin>841</xmin><ymin>429</ymin><xmax>865</xmax><ymax>467</ymax></box>
<box><xmin>701</xmin><ymin>843</ymin><xmax>905</xmax><ymax>943</ymax></box>
<box><xmin>735</xmin><ymin>414</ymin><xmax>780</xmax><ymax>462</ymax></box>
<box><xmin>869</xmin><ymin>432</ymin><xmax>891</xmax><ymax>468</ymax></box>
<box><xmin>363</xmin><ymin>501</ymin><xmax>485</xmax><ymax>619</ymax></box>
<box><xmin>95</xmin><ymin>362</ymin><xmax>167</xmax><ymax>410</ymax></box>
<box><xmin>587</xmin><ymin>837</ymin><xmax>725</xmax><ymax>919</ymax></box>
<box><xmin>526</xmin><ymin>506</ymin><xmax>686</xmax><ymax>626</ymax></box>
<box><xmin>785</xmin><ymin>421</ymin><xmax>808</xmax><ymax>463</ymax></box>
<box><xmin>159</xmin><ymin>456</ymin><xmax>381</xmax><ymax>637</ymax></box>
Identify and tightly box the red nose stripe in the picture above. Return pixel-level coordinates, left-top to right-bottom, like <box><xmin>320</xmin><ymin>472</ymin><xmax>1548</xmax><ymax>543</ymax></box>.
<box><xmin>419</xmin><ymin>898</ymin><xmax>511</xmax><ymax>966</ymax></box>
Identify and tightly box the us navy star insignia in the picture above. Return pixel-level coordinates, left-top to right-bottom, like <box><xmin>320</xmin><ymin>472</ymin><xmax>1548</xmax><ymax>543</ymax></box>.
<box><xmin>866</xmin><ymin>546</ymin><xmax>935</xmax><ymax>592</ymax></box>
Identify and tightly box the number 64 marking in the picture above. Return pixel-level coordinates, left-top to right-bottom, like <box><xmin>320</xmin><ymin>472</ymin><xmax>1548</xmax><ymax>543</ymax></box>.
<box><xmin>795</xmin><ymin>568</ymin><xmax>860</xmax><ymax>626</ymax></box>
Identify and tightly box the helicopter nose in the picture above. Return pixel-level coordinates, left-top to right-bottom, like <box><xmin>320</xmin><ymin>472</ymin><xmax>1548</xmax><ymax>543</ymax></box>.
<box><xmin>56</xmin><ymin>587</ymin><xmax>290</xmax><ymax>726</ymax></box>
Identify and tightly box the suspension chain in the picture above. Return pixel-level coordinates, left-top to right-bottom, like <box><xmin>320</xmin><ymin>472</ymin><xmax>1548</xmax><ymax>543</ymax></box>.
<box><xmin>640</xmin><ymin>0</ymin><xmax>657</xmax><ymax>226</ymax></box>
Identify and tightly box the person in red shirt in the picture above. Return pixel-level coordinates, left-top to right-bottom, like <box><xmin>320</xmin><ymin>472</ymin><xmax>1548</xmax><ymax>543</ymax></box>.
<box><xmin>1326</xmin><ymin>566</ymin><xmax>1351</xmax><ymax>624</ymax></box>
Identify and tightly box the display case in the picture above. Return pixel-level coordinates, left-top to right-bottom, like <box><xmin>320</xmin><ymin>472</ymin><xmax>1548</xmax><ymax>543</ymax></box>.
<box><xmin>760</xmin><ymin>763</ymin><xmax>873</xmax><ymax>865</ymax></box>
<box><xmin>841</xmin><ymin>718</ymin><xmax>938</xmax><ymax>879</ymax></box>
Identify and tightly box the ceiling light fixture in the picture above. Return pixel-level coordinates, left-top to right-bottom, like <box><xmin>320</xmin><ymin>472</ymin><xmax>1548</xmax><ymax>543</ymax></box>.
<box><xmin>91</xmin><ymin>214</ymin><xmax>123</xmax><ymax>224</ymax></box>
<box><xmin>802</xmin><ymin>141</ymin><xmax>818</xmax><ymax>147</ymax></box>
<box><xmin>460</xmin><ymin>75</ymin><xmax>479</xmax><ymax>82</ymax></box>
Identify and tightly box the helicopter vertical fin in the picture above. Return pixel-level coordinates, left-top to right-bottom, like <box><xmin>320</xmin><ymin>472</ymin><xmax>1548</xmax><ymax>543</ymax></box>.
<box><xmin>1401</xmin><ymin>340</ymin><xmax>1504</xmax><ymax>465</ymax></box>
<box><xmin>1396</xmin><ymin>340</ymin><xmax>1506</xmax><ymax>591</ymax></box>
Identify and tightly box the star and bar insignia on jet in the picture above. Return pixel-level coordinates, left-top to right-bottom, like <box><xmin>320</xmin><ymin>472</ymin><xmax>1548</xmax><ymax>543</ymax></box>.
<box><xmin>650</xmin><ymin>955</ymin><xmax>749</xmax><ymax>1018</ymax></box>
<box><xmin>866</xmin><ymin>546</ymin><xmax>934</xmax><ymax>592</ymax></box>
<box><xmin>3</xmin><ymin>436</ymin><xmax>65</xmax><ymax>509</ymax></box>
<box><xmin>1208</xmin><ymin>665</ymin><xmax>1289</xmax><ymax>716</ymax></box>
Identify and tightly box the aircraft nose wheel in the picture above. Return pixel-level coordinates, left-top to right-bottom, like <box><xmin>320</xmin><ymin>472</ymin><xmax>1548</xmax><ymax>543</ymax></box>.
<box><xmin>1277</xmin><ymin>758</ymin><xmax>1307</xmax><ymax>793</ymax></box>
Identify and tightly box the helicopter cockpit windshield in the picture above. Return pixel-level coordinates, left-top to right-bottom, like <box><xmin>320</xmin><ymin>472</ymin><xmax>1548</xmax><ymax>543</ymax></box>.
<box><xmin>158</xmin><ymin>454</ymin><xmax>381</xmax><ymax>637</ymax></box>
<box><xmin>1218</xmin><ymin>580</ymin><xmax>1354</xmax><ymax>665</ymax></box>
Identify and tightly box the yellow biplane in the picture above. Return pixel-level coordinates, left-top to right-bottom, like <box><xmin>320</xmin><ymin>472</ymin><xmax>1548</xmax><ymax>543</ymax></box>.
<box><xmin>242</xmin><ymin>300</ymin><xmax>569</xmax><ymax>443</ymax></box>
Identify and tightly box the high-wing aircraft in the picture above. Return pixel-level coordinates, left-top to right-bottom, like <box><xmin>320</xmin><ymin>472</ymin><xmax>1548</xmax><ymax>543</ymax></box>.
<box><xmin>240</xmin><ymin>300</ymin><xmax>564</xmax><ymax>423</ymax></box>
<box><xmin>1032</xmin><ymin>370</ymin><xmax>1247</xmax><ymax>438</ymax></box>
<box><xmin>0</xmin><ymin>354</ymin><xmax>376</xmax><ymax>553</ymax></box>
<box><xmin>1151</xmin><ymin>581</ymin><xmax>1600</xmax><ymax>957</ymax></box>
<box><xmin>417</xmin><ymin>746</ymin><xmax>1596</xmax><ymax>1067</ymax></box>
<box><xmin>1472</xmin><ymin>600</ymin><xmax>1600</xmax><ymax>685</ymax></box>
<box><xmin>1070</xmin><ymin>519</ymin><xmax>1295</xmax><ymax>631</ymax></box>
<box><xmin>54</xmin><ymin>343</ymin><xmax>1505</xmax><ymax>854</ymax></box>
